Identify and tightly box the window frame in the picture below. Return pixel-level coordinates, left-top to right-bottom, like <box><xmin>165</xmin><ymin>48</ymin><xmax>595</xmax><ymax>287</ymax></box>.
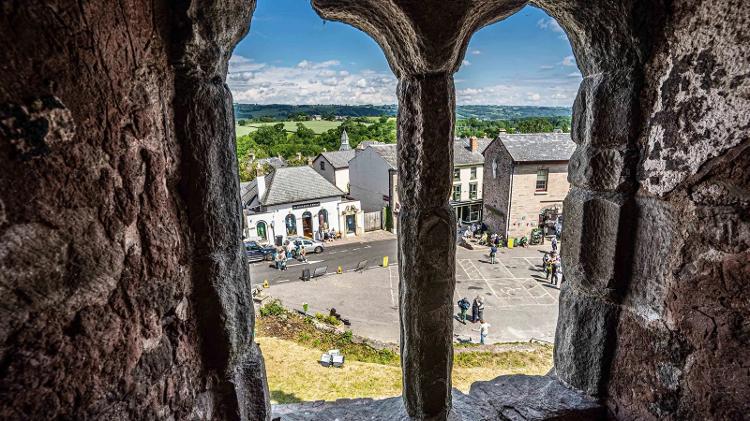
<box><xmin>536</xmin><ymin>168</ymin><xmax>549</xmax><ymax>192</ymax></box>
<box><xmin>453</xmin><ymin>168</ymin><xmax>461</xmax><ymax>181</ymax></box>
<box><xmin>452</xmin><ymin>184</ymin><xmax>462</xmax><ymax>201</ymax></box>
<box><xmin>470</xmin><ymin>167</ymin><xmax>477</xmax><ymax>180</ymax></box>
<box><xmin>469</xmin><ymin>182</ymin><xmax>478</xmax><ymax>200</ymax></box>
<box><xmin>320</xmin><ymin>160</ymin><xmax>326</xmax><ymax>171</ymax></box>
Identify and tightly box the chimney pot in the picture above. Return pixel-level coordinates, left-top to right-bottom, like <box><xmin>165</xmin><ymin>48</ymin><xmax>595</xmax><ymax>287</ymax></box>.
<box><xmin>470</xmin><ymin>136</ymin><xmax>478</xmax><ymax>153</ymax></box>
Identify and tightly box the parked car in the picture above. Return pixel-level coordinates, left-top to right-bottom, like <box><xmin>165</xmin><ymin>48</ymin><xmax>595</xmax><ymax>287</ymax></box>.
<box><xmin>244</xmin><ymin>241</ymin><xmax>276</xmax><ymax>262</ymax></box>
<box><xmin>286</xmin><ymin>237</ymin><xmax>325</xmax><ymax>254</ymax></box>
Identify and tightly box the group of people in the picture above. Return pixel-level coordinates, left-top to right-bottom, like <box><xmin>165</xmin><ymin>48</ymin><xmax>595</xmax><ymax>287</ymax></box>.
<box><xmin>274</xmin><ymin>240</ymin><xmax>308</xmax><ymax>271</ymax></box>
<box><xmin>457</xmin><ymin>296</ymin><xmax>491</xmax><ymax>344</ymax></box>
<box><xmin>319</xmin><ymin>223</ymin><xmax>340</xmax><ymax>243</ymax></box>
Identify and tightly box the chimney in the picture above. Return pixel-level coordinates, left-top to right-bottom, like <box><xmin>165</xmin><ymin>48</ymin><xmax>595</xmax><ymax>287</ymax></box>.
<box><xmin>256</xmin><ymin>173</ymin><xmax>266</xmax><ymax>203</ymax></box>
<box><xmin>470</xmin><ymin>136</ymin><xmax>478</xmax><ymax>153</ymax></box>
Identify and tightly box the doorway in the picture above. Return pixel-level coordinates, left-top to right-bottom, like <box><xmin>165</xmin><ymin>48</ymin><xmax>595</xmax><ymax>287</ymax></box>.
<box><xmin>302</xmin><ymin>211</ymin><xmax>314</xmax><ymax>238</ymax></box>
<box><xmin>256</xmin><ymin>221</ymin><xmax>268</xmax><ymax>242</ymax></box>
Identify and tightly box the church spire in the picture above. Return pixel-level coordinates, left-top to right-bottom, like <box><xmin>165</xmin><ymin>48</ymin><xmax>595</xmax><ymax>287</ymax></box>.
<box><xmin>339</xmin><ymin>129</ymin><xmax>351</xmax><ymax>151</ymax></box>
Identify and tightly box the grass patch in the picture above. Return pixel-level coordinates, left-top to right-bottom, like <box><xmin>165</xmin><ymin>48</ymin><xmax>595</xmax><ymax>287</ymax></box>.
<box><xmin>236</xmin><ymin>120</ymin><xmax>344</xmax><ymax>136</ymax></box>
<box><xmin>256</xmin><ymin>304</ymin><xmax>553</xmax><ymax>403</ymax></box>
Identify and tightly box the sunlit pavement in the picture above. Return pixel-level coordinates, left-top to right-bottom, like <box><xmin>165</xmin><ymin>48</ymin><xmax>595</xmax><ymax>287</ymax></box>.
<box><xmin>254</xmin><ymin>237</ymin><xmax>560</xmax><ymax>344</ymax></box>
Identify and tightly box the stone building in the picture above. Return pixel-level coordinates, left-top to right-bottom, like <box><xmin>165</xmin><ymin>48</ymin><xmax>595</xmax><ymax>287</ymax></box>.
<box><xmin>482</xmin><ymin>133</ymin><xmax>576</xmax><ymax>239</ymax></box>
<box><xmin>349</xmin><ymin>138</ymin><xmax>490</xmax><ymax>229</ymax></box>
<box><xmin>0</xmin><ymin>1</ymin><xmax>747</xmax><ymax>420</ymax></box>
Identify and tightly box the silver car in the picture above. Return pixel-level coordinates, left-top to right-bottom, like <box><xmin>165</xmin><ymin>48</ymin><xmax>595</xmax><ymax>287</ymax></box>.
<box><xmin>287</xmin><ymin>237</ymin><xmax>325</xmax><ymax>254</ymax></box>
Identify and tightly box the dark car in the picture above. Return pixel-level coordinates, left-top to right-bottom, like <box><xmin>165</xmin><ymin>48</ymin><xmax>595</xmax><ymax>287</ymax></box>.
<box><xmin>244</xmin><ymin>241</ymin><xmax>276</xmax><ymax>263</ymax></box>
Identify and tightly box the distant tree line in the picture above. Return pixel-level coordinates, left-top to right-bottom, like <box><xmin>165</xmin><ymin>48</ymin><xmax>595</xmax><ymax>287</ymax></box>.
<box><xmin>455</xmin><ymin>116</ymin><xmax>571</xmax><ymax>138</ymax></box>
<box><xmin>236</xmin><ymin>116</ymin><xmax>396</xmax><ymax>182</ymax></box>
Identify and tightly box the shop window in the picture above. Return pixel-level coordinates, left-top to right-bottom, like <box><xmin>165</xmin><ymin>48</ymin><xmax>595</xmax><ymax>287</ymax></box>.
<box><xmin>285</xmin><ymin>214</ymin><xmax>297</xmax><ymax>235</ymax></box>
<box><xmin>536</xmin><ymin>169</ymin><xmax>549</xmax><ymax>192</ymax></box>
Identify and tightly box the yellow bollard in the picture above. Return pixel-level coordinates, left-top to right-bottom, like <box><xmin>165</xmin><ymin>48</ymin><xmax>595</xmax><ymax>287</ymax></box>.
<box><xmin>337</xmin><ymin>265</ymin><xmax>343</xmax><ymax>274</ymax></box>
<box><xmin>382</xmin><ymin>256</ymin><xmax>389</xmax><ymax>267</ymax></box>
<box><xmin>263</xmin><ymin>279</ymin><xmax>269</xmax><ymax>288</ymax></box>
<box><xmin>507</xmin><ymin>238</ymin><xmax>514</xmax><ymax>249</ymax></box>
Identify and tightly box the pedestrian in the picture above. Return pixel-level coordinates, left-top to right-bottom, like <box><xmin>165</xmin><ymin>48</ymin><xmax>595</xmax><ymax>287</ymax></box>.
<box><xmin>489</xmin><ymin>244</ymin><xmax>498</xmax><ymax>264</ymax></box>
<box><xmin>551</xmin><ymin>237</ymin><xmax>558</xmax><ymax>252</ymax></box>
<box><xmin>299</xmin><ymin>244</ymin><xmax>308</xmax><ymax>263</ymax></box>
<box><xmin>473</xmin><ymin>319</ymin><xmax>491</xmax><ymax>345</ymax></box>
<box><xmin>543</xmin><ymin>252</ymin><xmax>551</xmax><ymax>277</ymax></box>
<box><xmin>286</xmin><ymin>240</ymin><xmax>295</xmax><ymax>260</ymax></box>
<box><xmin>476</xmin><ymin>296</ymin><xmax>485</xmax><ymax>321</ymax></box>
<box><xmin>457</xmin><ymin>297</ymin><xmax>471</xmax><ymax>323</ymax></box>
<box><xmin>275</xmin><ymin>249</ymin><xmax>287</xmax><ymax>271</ymax></box>
<box><xmin>554</xmin><ymin>263</ymin><xmax>563</xmax><ymax>286</ymax></box>
<box><xmin>550</xmin><ymin>254</ymin><xmax>560</xmax><ymax>285</ymax></box>
<box><xmin>471</xmin><ymin>296</ymin><xmax>480</xmax><ymax>323</ymax></box>
<box><xmin>546</xmin><ymin>251</ymin><xmax>556</xmax><ymax>280</ymax></box>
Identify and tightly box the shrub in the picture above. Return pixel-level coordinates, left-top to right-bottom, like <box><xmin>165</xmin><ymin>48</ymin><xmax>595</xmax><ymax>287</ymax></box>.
<box><xmin>314</xmin><ymin>312</ymin><xmax>341</xmax><ymax>326</ymax></box>
<box><xmin>260</xmin><ymin>299</ymin><xmax>286</xmax><ymax>317</ymax></box>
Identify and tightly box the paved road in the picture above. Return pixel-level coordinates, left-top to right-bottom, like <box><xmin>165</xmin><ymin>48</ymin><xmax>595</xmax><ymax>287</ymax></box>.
<box><xmin>249</xmin><ymin>238</ymin><xmax>398</xmax><ymax>285</ymax></box>
<box><xmin>255</xmin><ymin>237</ymin><xmax>561</xmax><ymax>343</ymax></box>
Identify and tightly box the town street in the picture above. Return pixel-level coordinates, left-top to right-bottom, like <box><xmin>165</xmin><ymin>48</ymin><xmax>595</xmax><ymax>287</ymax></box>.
<box><xmin>251</xmin><ymin>234</ymin><xmax>560</xmax><ymax>344</ymax></box>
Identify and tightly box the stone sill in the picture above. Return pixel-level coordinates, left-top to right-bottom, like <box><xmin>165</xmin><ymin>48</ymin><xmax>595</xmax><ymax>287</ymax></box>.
<box><xmin>534</xmin><ymin>191</ymin><xmax>549</xmax><ymax>195</ymax></box>
<box><xmin>271</xmin><ymin>374</ymin><xmax>604</xmax><ymax>420</ymax></box>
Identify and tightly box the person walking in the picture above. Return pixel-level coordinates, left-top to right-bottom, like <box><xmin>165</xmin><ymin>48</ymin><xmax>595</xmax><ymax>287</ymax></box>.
<box><xmin>551</xmin><ymin>237</ymin><xmax>558</xmax><ymax>253</ymax></box>
<box><xmin>550</xmin><ymin>254</ymin><xmax>561</xmax><ymax>285</ymax></box>
<box><xmin>473</xmin><ymin>319</ymin><xmax>491</xmax><ymax>345</ymax></box>
<box><xmin>489</xmin><ymin>244</ymin><xmax>498</xmax><ymax>264</ymax></box>
<box><xmin>299</xmin><ymin>244</ymin><xmax>308</xmax><ymax>263</ymax></box>
<box><xmin>285</xmin><ymin>240</ymin><xmax>295</xmax><ymax>260</ymax></box>
<box><xmin>543</xmin><ymin>252</ymin><xmax>551</xmax><ymax>277</ymax></box>
<box><xmin>476</xmin><ymin>296</ymin><xmax>485</xmax><ymax>322</ymax></box>
<box><xmin>546</xmin><ymin>251</ymin><xmax>557</xmax><ymax>280</ymax></box>
<box><xmin>457</xmin><ymin>297</ymin><xmax>471</xmax><ymax>323</ymax></box>
<box><xmin>471</xmin><ymin>296</ymin><xmax>480</xmax><ymax>323</ymax></box>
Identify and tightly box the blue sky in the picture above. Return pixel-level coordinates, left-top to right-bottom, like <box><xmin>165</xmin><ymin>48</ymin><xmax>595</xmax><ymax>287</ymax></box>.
<box><xmin>229</xmin><ymin>1</ymin><xmax>581</xmax><ymax>106</ymax></box>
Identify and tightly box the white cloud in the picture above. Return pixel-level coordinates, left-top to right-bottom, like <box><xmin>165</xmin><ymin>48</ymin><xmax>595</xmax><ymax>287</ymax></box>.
<box><xmin>539</xmin><ymin>64</ymin><xmax>555</xmax><ymax>70</ymax></box>
<box><xmin>228</xmin><ymin>54</ymin><xmax>581</xmax><ymax>107</ymax></box>
<box><xmin>561</xmin><ymin>55</ymin><xmax>576</xmax><ymax>66</ymax></box>
<box><xmin>462</xmin><ymin>60</ymin><xmax>471</xmax><ymax>66</ymax></box>
<box><xmin>537</xmin><ymin>17</ymin><xmax>567</xmax><ymax>40</ymax></box>
<box><xmin>567</xmin><ymin>72</ymin><xmax>582</xmax><ymax>78</ymax></box>
<box><xmin>470</xmin><ymin>49</ymin><xmax>481</xmax><ymax>55</ymax></box>
<box><xmin>228</xmin><ymin>54</ymin><xmax>397</xmax><ymax>105</ymax></box>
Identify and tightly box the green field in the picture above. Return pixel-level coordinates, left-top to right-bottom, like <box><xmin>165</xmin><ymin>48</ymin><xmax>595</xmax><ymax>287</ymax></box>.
<box><xmin>236</xmin><ymin>120</ymin><xmax>343</xmax><ymax>136</ymax></box>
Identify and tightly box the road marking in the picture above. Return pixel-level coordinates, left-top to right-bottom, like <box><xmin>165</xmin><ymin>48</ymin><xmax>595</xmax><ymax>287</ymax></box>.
<box><xmin>286</xmin><ymin>259</ymin><xmax>323</xmax><ymax>268</ymax></box>
<box><xmin>458</xmin><ymin>259</ymin><xmax>499</xmax><ymax>300</ymax></box>
<box><xmin>496</xmin><ymin>259</ymin><xmax>517</xmax><ymax>278</ymax></box>
<box><xmin>352</xmin><ymin>248</ymin><xmax>360</xmax><ymax>251</ymax></box>
<box><xmin>364</xmin><ymin>245</ymin><xmax>372</xmax><ymax>249</ymax></box>
<box><xmin>276</xmin><ymin>279</ymin><xmax>290</xmax><ymax>283</ymax></box>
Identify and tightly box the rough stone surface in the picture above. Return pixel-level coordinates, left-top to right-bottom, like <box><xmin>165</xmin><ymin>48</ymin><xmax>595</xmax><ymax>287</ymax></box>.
<box><xmin>395</xmin><ymin>74</ymin><xmax>457</xmax><ymax>419</ymax></box>
<box><xmin>0</xmin><ymin>1</ymin><xmax>268</xmax><ymax>419</ymax></box>
<box><xmin>272</xmin><ymin>375</ymin><xmax>603</xmax><ymax>421</ymax></box>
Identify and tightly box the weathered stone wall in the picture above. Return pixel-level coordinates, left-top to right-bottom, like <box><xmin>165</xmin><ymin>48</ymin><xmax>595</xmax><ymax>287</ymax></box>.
<box><xmin>605</xmin><ymin>0</ymin><xmax>750</xmax><ymax>418</ymax></box>
<box><xmin>0</xmin><ymin>1</ymin><xmax>268</xmax><ymax>419</ymax></box>
<box><xmin>482</xmin><ymin>142</ymin><xmax>514</xmax><ymax>236</ymax></box>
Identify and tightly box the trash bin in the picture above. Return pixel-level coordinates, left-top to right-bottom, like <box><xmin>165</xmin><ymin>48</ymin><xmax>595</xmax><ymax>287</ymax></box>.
<box><xmin>508</xmin><ymin>238</ymin><xmax>514</xmax><ymax>248</ymax></box>
<box><xmin>275</xmin><ymin>235</ymin><xmax>283</xmax><ymax>247</ymax></box>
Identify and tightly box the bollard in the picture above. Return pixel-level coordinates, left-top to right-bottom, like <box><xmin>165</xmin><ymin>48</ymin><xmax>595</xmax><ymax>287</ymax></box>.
<box><xmin>337</xmin><ymin>265</ymin><xmax>343</xmax><ymax>274</ymax></box>
<box><xmin>382</xmin><ymin>256</ymin><xmax>389</xmax><ymax>267</ymax></box>
<box><xmin>263</xmin><ymin>279</ymin><xmax>269</xmax><ymax>288</ymax></box>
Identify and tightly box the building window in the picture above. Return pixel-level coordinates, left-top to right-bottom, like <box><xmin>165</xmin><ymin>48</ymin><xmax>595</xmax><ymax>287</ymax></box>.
<box><xmin>453</xmin><ymin>168</ymin><xmax>460</xmax><ymax>181</ymax></box>
<box><xmin>285</xmin><ymin>214</ymin><xmax>297</xmax><ymax>236</ymax></box>
<box><xmin>536</xmin><ymin>169</ymin><xmax>549</xmax><ymax>192</ymax></box>
<box><xmin>452</xmin><ymin>184</ymin><xmax>462</xmax><ymax>201</ymax></box>
<box><xmin>470</xmin><ymin>167</ymin><xmax>477</xmax><ymax>180</ymax></box>
<box><xmin>320</xmin><ymin>161</ymin><xmax>326</xmax><ymax>171</ymax></box>
<box><xmin>469</xmin><ymin>183</ymin><xmax>478</xmax><ymax>199</ymax></box>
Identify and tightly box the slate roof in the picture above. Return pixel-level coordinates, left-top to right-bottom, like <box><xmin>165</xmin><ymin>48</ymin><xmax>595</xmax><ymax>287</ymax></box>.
<box><xmin>319</xmin><ymin>150</ymin><xmax>356</xmax><ymax>169</ymax></box>
<box><xmin>491</xmin><ymin>133</ymin><xmax>576</xmax><ymax>162</ymax></box>
<box><xmin>454</xmin><ymin>138</ymin><xmax>492</xmax><ymax>166</ymax></box>
<box><xmin>240</xmin><ymin>181</ymin><xmax>257</xmax><ymax>208</ymax></box>
<box><xmin>368</xmin><ymin>144</ymin><xmax>398</xmax><ymax>169</ymax></box>
<box><xmin>261</xmin><ymin>166</ymin><xmax>345</xmax><ymax>206</ymax></box>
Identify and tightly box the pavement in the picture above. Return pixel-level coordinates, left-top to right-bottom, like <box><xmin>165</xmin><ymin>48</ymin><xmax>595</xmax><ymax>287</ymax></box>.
<box><xmin>251</xmin><ymin>232</ymin><xmax>560</xmax><ymax>344</ymax></box>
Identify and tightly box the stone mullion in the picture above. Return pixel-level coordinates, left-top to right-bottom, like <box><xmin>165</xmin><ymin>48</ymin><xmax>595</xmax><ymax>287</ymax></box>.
<box><xmin>555</xmin><ymin>68</ymin><xmax>641</xmax><ymax>396</ymax></box>
<box><xmin>397</xmin><ymin>73</ymin><xmax>457</xmax><ymax>419</ymax></box>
